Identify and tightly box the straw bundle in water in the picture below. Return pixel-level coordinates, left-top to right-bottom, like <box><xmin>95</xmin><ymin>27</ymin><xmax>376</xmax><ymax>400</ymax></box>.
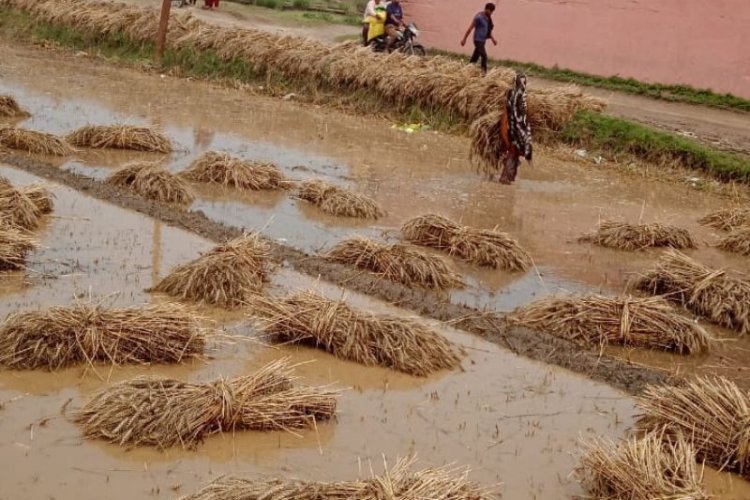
<box><xmin>0</xmin><ymin>182</ymin><xmax>44</xmax><ymax>230</ymax></box>
<box><xmin>717</xmin><ymin>228</ymin><xmax>750</xmax><ymax>256</ymax></box>
<box><xmin>698</xmin><ymin>207</ymin><xmax>750</xmax><ymax>231</ymax></box>
<box><xmin>0</xmin><ymin>225</ymin><xmax>36</xmax><ymax>270</ymax></box>
<box><xmin>75</xmin><ymin>358</ymin><xmax>338</xmax><ymax>449</ymax></box>
<box><xmin>66</xmin><ymin>124</ymin><xmax>172</xmax><ymax>153</ymax></box>
<box><xmin>151</xmin><ymin>234</ymin><xmax>269</xmax><ymax>308</ymax></box>
<box><xmin>0</xmin><ymin>127</ymin><xmax>73</xmax><ymax>156</ymax></box>
<box><xmin>107</xmin><ymin>163</ymin><xmax>194</xmax><ymax>204</ymax></box>
<box><xmin>580</xmin><ymin>221</ymin><xmax>696</xmax><ymax>251</ymax></box>
<box><xmin>18</xmin><ymin>184</ymin><xmax>53</xmax><ymax>214</ymax></box>
<box><xmin>509</xmin><ymin>295</ymin><xmax>710</xmax><ymax>354</ymax></box>
<box><xmin>635</xmin><ymin>376</ymin><xmax>750</xmax><ymax>476</ymax></box>
<box><xmin>251</xmin><ymin>291</ymin><xmax>462</xmax><ymax>376</ymax></box>
<box><xmin>634</xmin><ymin>250</ymin><xmax>750</xmax><ymax>335</ymax></box>
<box><xmin>402</xmin><ymin>214</ymin><xmax>532</xmax><ymax>271</ymax></box>
<box><xmin>0</xmin><ymin>303</ymin><xmax>204</xmax><ymax>370</ymax></box>
<box><xmin>326</xmin><ymin>236</ymin><xmax>464</xmax><ymax>290</ymax></box>
<box><xmin>181</xmin><ymin>151</ymin><xmax>288</xmax><ymax>191</ymax></box>
<box><xmin>296</xmin><ymin>180</ymin><xmax>384</xmax><ymax>219</ymax></box>
<box><xmin>182</xmin><ymin>455</ymin><xmax>491</xmax><ymax>500</ymax></box>
<box><xmin>576</xmin><ymin>433</ymin><xmax>708</xmax><ymax>500</ymax></box>
<box><xmin>0</xmin><ymin>95</ymin><xmax>27</xmax><ymax>118</ymax></box>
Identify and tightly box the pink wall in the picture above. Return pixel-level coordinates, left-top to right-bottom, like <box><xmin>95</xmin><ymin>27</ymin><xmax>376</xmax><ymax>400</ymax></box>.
<box><xmin>403</xmin><ymin>0</ymin><xmax>750</xmax><ymax>98</ymax></box>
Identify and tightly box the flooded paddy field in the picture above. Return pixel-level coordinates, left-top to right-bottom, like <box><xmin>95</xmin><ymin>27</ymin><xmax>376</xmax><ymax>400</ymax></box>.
<box><xmin>1</xmin><ymin>40</ymin><xmax>750</xmax><ymax>499</ymax></box>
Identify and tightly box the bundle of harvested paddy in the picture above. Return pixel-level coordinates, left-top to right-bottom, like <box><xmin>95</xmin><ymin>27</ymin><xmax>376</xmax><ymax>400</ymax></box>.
<box><xmin>151</xmin><ymin>234</ymin><xmax>269</xmax><ymax>308</ymax></box>
<box><xmin>180</xmin><ymin>151</ymin><xmax>288</xmax><ymax>191</ymax></box>
<box><xmin>0</xmin><ymin>127</ymin><xmax>73</xmax><ymax>156</ymax></box>
<box><xmin>580</xmin><ymin>220</ymin><xmax>696</xmax><ymax>251</ymax></box>
<box><xmin>75</xmin><ymin>358</ymin><xmax>338</xmax><ymax>449</ymax></box>
<box><xmin>576</xmin><ymin>433</ymin><xmax>707</xmax><ymax>500</ymax></box>
<box><xmin>0</xmin><ymin>302</ymin><xmax>203</xmax><ymax>370</ymax></box>
<box><xmin>182</xmin><ymin>455</ymin><xmax>491</xmax><ymax>500</ymax></box>
<box><xmin>251</xmin><ymin>291</ymin><xmax>461</xmax><ymax>376</ymax></box>
<box><xmin>107</xmin><ymin>163</ymin><xmax>194</xmax><ymax>204</ymax></box>
<box><xmin>509</xmin><ymin>295</ymin><xmax>710</xmax><ymax>354</ymax></box>
<box><xmin>19</xmin><ymin>184</ymin><xmax>53</xmax><ymax>214</ymax></box>
<box><xmin>469</xmin><ymin>111</ymin><xmax>505</xmax><ymax>176</ymax></box>
<box><xmin>635</xmin><ymin>376</ymin><xmax>750</xmax><ymax>476</ymax></box>
<box><xmin>401</xmin><ymin>214</ymin><xmax>532</xmax><ymax>271</ymax></box>
<box><xmin>0</xmin><ymin>225</ymin><xmax>36</xmax><ymax>270</ymax></box>
<box><xmin>717</xmin><ymin>228</ymin><xmax>750</xmax><ymax>256</ymax></box>
<box><xmin>698</xmin><ymin>207</ymin><xmax>750</xmax><ymax>231</ymax></box>
<box><xmin>66</xmin><ymin>124</ymin><xmax>172</xmax><ymax>153</ymax></box>
<box><xmin>634</xmin><ymin>250</ymin><xmax>750</xmax><ymax>335</ymax></box>
<box><xmin>326</xmin><ymin>236</ymin><xmax>464</xmax><ymax>290</ymax></box>
<box><xmin>296</xmin><ymin>179</ymin><xmax>383</xmax><ymax>219</ymax></box>
<box><xmin>0</xmin><ymin>95</ymin><xmax>27</xmax><ymax>118</ymax></box>
<box><xmin>0</xmin><ymin>183</ymin><xmax>42</xmax><ymax>230</ymax></box>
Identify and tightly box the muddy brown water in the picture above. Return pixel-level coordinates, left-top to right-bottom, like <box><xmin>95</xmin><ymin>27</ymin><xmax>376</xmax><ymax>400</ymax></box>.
<box><xmin>0</xmin><ymin>164</ymin><xmax>637</xmax><ymax>499</ymax></box>
<box><xmin>2</xmin><ymin>42</ymin><xmax>750</xmax><ymax>497</ymax></box>
<box><xmin>0</xmin><ymin>164</ymin><xmax>746</xmax><ymax>498</ymax></box>
<box><xmin>3</xmin><ymin>43</ymin><xmax>750</xmax><ymax>388</ymax></box>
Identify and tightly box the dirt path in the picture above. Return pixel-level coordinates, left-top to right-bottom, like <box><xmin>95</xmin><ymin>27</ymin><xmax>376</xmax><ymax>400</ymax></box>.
<box><xmin>126</xmin><ymin>0</ymin><xmax>750</xmax><ymax>154</ymax></box>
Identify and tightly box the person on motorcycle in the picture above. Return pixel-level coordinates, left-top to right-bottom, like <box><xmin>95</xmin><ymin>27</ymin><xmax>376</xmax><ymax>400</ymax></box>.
<box><xmin>366</xmin><ymin>3</ymin><xmax>387</xmax><ymax>46</ymax></box>
<box><xmin>461</xmin><ymin>3</ymin><xmax>498</xmax><ymax>74</ymax></box>
<box><xmin>385</xmin><ymin>0</ymin><xmax>405</xmax><ymax>52</ymax></box>
<box><xmin>362</xmin><ymin>0</ymin><xmax>379</xmax><ymax>46</ymax></box>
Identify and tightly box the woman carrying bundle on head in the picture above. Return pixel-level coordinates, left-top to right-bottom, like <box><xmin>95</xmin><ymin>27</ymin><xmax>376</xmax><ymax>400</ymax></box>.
<box><xmin>497</xmin><ymin>73</ymin><xmax>532</xmax><ymax>184</ymax></box>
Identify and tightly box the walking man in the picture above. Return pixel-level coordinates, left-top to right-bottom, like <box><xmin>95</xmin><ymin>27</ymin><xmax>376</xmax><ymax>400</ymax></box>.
<box><xmin>461</xmin><ymin>3</ymin><xmax>497</xmax><ymax>74</ymax></box>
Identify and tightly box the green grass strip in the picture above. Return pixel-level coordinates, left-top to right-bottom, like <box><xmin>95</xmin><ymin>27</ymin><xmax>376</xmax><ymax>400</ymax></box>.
<box><xmin>431</xmin><ymin>50</ymin><xmax>750</xmax><ymax>113</ymax></box>
<box><xmin>560</xmin><ymin>111</ymin><xmax>750</xmax><ymax>182</ymax></box>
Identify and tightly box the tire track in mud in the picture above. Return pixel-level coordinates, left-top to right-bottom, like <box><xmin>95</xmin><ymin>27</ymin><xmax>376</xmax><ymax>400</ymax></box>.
<box><xmin>1</xmin><ymin>152</ymin><xmax>669</xmax><ymax>394</ymax></box>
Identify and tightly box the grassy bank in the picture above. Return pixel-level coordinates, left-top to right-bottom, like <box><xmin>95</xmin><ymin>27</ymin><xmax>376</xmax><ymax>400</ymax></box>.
<box><xmin>431</xmin><ymin>50</ymin><xmax>750</xmax><ymax>113</ymax></box>
<box><xmin>1</xmin><ymin>6</ymin><xmax>748</xmax><ymax>184</ymax></box>
<box><xmin>560</xmin><ymin>112</ymin><xmax>750</xmax><ymax>182</ymax></box>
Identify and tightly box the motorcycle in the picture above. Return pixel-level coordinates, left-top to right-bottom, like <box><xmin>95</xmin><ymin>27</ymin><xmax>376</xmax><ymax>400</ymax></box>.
<box><xmin>370</xmin><ymin>23</ymin><xmax>426</xmax><ymax>56</ymax></box>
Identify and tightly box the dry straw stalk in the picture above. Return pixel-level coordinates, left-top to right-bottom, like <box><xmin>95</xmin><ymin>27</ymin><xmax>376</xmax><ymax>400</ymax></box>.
<box><xmin>296</xmin><ymin>179</ymin><xmax>383</xmax><ymax>219</ymax></box>
<box><xmin>19</xmin><ymin>184</ymin><xmax>54</xmax><ymax>214</ymax></box>
<box><xmin>469</xmin><ymin>111</ymin><xmax>505</xmax><ymax>176</ymax></box>
<box><xmin>181</xmin><ymin>151</ymin><xmax>289</xmax><ymax>191</ymax></box>
<box><xmin>402</xmin><ymin>214</ymin><xmax>532</xmax><ymax>271</ymax></box>
<box><xmin>75</xmin><ymin>358</ymin><xmax>338</xmax><ymax>449</ymax></box>
<box><xmin>0</xmin><ymin>126</ymin><xmax>73</xmax><ymax>156</ymax></box>
<box><xmin>66</xmin><ymin>124</ymin><xmax>172</xmax><ymax>153</ymax></box>
<box><xmin>151</xmin><ymin>234</ymin><xmax>269</xmax><ymax>308</ymax></box>
<box><xmin>580</xmin><ymin>220</ymin><xmax>696</xmax><ymax>251</ymax></box>
<box><xmin>576</xmin><ymin>433</ymin><xmax>708</xmax><ymax>500</ymax></box>
<box><xmin>698</xmin><ymin>207</ymin><xmax>750</xmax><ymax>231</ymax></box>
<box><xmin>635</xmin><ymin>376</ymin><xmax>750</xmax><ymax>476</ymax></box>
<box><xmin>181</xmin><ymin>455</ymin><xmax>492</xmax><ymax>500</ymax></box>
<box><xmin>717</xmin><ymin>228</ymin><xmax>750</xmax><ymax>256</ymax></box>
<box><xmin>107</xmin><ymin>162</ymin><xmax>194</xmax><ymax>204</ymax></box>
<box><xmin>0</xmin><ymin>302</ymin><xmax>204</xmax><ymax>370</ymax></box>
<box><xmin>509</xmin><ymin>295</ymin><xmax>711</xmax><ymax>354</ymax></box>
<box><xmin>251</xmin><ymin>291</ymin><xmax>462</xmax><ymax>376</ymax></box>
<box><xmin>0</xmin><ymin>225</ymin><xmax>36</xmax><ymax>270</ymax></box>
<box><xmin>326</xmin><ymin>236</ymin><xmax>464</xmax><ymax>290</ymax></box>
<box><xmin>0</xmin><ymin>95</ymin><xmax>28</xmax><ymax>118</ymax></box>
<box><xmin>633</xmin><ymin>249</ymin><xmax>750</xmax><ymax>335</ymax></box>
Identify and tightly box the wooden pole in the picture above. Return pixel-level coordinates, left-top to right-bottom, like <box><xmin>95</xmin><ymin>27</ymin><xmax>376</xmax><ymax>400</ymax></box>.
<box><xmin>155</xmin><ymin>0</ymin><xmax>172</xmax><ymax>66</ymax></box>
